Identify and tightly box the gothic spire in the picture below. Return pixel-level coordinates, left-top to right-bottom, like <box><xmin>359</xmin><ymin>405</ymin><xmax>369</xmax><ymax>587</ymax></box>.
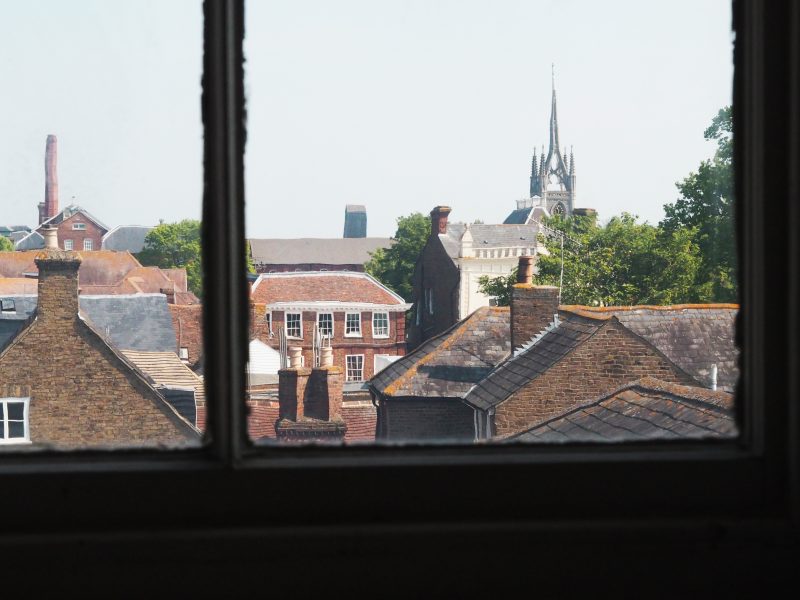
<box><xmin>549</xmin><ymin>64</ymin><xmax>560</xmax><ymax>157</ymax></box>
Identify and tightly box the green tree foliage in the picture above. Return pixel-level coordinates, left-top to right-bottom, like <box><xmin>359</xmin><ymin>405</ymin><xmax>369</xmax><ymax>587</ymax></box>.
<box><xmin>365</xmin><ymin>212</ymin><xmax>430</xmax><ymax>302</ymax></box>
<box><xmin>0</xmin><ymin>236</ymin><xmax>13</xmax><ymax>252</ymax></box>
<box><xmin>478</xmin><ymin>213</ymin><xmax>701</xmax><ymax>307</ymax></box>
<box><xmin>661</xmin><ymin>106</ymin><xmax>735</xmax><ymax>302</ymax></box>
<box><xmin>137</xmin><ymin>220</ymin><xmax>203</xmax><ymax>297</ymax></box>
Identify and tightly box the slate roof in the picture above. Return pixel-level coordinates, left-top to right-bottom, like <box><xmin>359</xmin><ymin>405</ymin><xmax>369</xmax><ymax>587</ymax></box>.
<box><xmin>102</xmin><ymin>225</ymin><xmax>154</xmax><ymax>253</ymax></box>
<box><xmin>439</xmin><ymin>222</ymin><xmax>540</xmax><ymax>261</ymax></box>
<box><xmin>560</xmin><ymin>304</ymin><xmax>739</xmax><ymax>391</ymax></box>
<box><xmin>0</xmin><ymin>293</ymin><xmax>179</xmax><ymax>354</ymax></box>
<box><xmin>503</xmin><ymin>207</ymin><xmax>533</xmax><ymax>224</ymax></box>
<box><xmin>80</xmin><ymin>295</ymin><xmax>177</xmax><ymax>352</ymax></box>
<box><xmin>251</xmin><ymin>271</ymin><xmax>407</xmax><ymax>306</ymax></box>
<box><xmin>512</xmin><ymin>378</ymin><xmax>736</xmax><ymax>443</ymax></box>
<box><xmin>465</xmin><ymin>312</ymin><xmax>603</xmax><ymax>410</ymax></box>
<box><xmin>370</xmin><ymin>306</ymin><xmax>510</xmax><ymax>398</ymax></box>
<box><xmin>249</xmin><ymin>237</ymin><xmax>392</xmax><ymax>266</ymax></box>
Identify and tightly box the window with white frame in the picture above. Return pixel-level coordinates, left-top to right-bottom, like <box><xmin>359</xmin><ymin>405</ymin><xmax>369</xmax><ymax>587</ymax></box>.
<box><xmin>346</xmin><ymin>354</ymin><xmax>364</xmax><ymax>382</ymax></box>
<box><xmin>0</xmin><ymin>398</ymin><xmax>30</xmax><ymax>444</ymax></box>
<box><xmin>64</xmin><ymin>239</ymin><xmax>73</xmax><ymax>250</ymax></box>
<box><xmin>317</xmin><ymin>312</ymin><xmax>333</xmax><ymax>338</ymax></box>
<box><xmin>372</xmin><ymin>312</ymin><xmax>389</xmax><ymax>338</ymax></box>
<box><xmin>265</xmin><ymin>311</ymin><xmax>273</xmax><ymax>336</ymax></box>
<box><xmin>72</xmin><ymin>222</ymin><xmax>86</xmax><ymax>230</ymax></box>
<box><xmin>345</xmin><ymin>312</ymin><xmax>361</xmax><ymax>337</ymax></box>
<box><xmin>83</xmin><ymin>238</ymin><xmax>93</xmax><ymax>251</ymax></box>
<box><xmin>179</xmin><ymin>347</ymin><xmax>189</xmax><ymax>361</ymax></box>
<box><xmin>286</xmin><ymin>312</ymin><xmax>302</xmax><ymax>338</ymax></box>
<box><xmin>1</xmin><ymin>299</ymin><xmax>15</xmax><ymax>313</ymax></box>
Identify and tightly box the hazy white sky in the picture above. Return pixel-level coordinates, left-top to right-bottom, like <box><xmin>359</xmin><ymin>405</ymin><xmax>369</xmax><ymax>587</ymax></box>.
<box><xmin>1</xmin><ymin>1</ymin><xmax>732</xmax><ymax>238</ymax></box>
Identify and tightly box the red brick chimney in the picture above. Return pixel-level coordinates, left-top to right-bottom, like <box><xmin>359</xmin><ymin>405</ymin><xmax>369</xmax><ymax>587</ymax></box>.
<box><xmin>276</xmin><ymin>346</ymin><xmax>347</xmax><ymax>442</ymax></box>
<box><xmin>430</xmin><ymin>206</ymin><xmax>451</xmax><ymax>237</ymax></box>
<box><xmin>38</xmin><ymin>135</ymin><xmax>59</xmax><ymax>225</ymax></box>
<box><xmin>34</xmin><ymin>249</ymin><xmax>81</xmax><ymax>322</ymax></box>
<box><xmin>510</xmin><ymin>255</ymin><xmax>559</xmax><ymax>352</ymax></box>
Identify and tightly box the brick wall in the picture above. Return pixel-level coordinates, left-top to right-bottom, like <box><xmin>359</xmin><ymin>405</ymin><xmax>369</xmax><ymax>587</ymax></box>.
<box><xmin>251</xmin><ymin>304</ymin><xmax>405</xmax><ymax>380</ymax></box>
<box><xmin>493</xmin><ymin>319</ymin><xmax>696</xmax><ymax>437</ymax></box>
<box><xmin>56</xmin><ymin>212</ymin><xmax>105</xmax><ymax>252</ymax></box>
<box><xmin>169</xmin><ymin>304</ymin><xmax>204</xmax><ymax>365</ymax></box>
<box><xmin>408</xmin><ymin>236</ymin><xmax>460</xmax><ymax>349</ymax></box>
<box><xmin>0</xmin><ymin>253</ymin><xmax>194</xmax><ymax>448</ymax></box>
<box><xmin>510</xmin><ymin>284</ymin><xmax>559</xmax><ymax>351</ymax></box>
<box><xmin>379</xmin><ymin>398</ymin><xmax>475</xmax><ymax>442</ymax></box>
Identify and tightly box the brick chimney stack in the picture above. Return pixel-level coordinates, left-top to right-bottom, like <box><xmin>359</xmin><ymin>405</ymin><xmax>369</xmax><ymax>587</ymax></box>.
<box><xmin>276</xmin><ymin>346</ymin><xmax>347</xmax><ymax>442</ymax></box>
<box><xmin>430</xmin><ymin>206</ymin><xmax>451</xmax><ymax>237</ymax></box>
<box><xmin>34</xmin><ymin>249</ymin><xmax>82</xmax><ymax>322</ymax></box>
<box><xmin>510</xmin><ymin>255</ymin><xmax>559</xmax><ymax>352</ymax></box>
<box><xmin>38</xmin><ymin>135</ymin><xmax>59</xmax><ymax>225</ymax></box>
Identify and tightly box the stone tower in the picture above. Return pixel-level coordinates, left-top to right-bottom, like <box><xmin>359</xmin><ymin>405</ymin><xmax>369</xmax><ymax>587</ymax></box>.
<box><xmin>528</xmin><ymin>67</ymin><xmax>576</xmax><ymax>217</ymax></box>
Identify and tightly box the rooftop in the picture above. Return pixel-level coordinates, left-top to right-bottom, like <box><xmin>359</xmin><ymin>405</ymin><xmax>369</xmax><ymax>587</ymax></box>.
<box><xmin>251</xmin><ymin>271</ymin><xmax>407</xmax><ymax>306</ymax></box>
<box><xmin>249</xmin><ymin>237</ymin><xmax>392</xmax><ymax>266</ymax></box>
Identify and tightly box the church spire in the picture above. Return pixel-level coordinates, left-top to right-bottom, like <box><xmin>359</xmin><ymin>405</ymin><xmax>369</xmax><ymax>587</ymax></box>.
<box><xmin>549</xmin><ymin>64</ymin><xmax>560</xmax><ymax>157</ymax></box>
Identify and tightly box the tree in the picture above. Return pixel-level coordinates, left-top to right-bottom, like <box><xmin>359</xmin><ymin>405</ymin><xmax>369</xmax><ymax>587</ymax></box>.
<box><xmin>137</xmin><ymin>220</ymin><xmax>203</xmax><ymax>297</ymax></box>
<box><xmin>0</xmin><ymin>236</ymin><xmax>13</xmax><ymax>252</ymax></box>
<box><xmin>661</xmin><ymin>106</ymin><xmax>735</xmax><ymax>302</ymax></box>
<box><xmin>478</xmin><ymin>213</ymin><xmax>703</xmax><ymax>307</ymax></box>
<box><xmin>365</xmin><ymin>212</ymin><xmax>430</xmax><ymax>302</ymax></box>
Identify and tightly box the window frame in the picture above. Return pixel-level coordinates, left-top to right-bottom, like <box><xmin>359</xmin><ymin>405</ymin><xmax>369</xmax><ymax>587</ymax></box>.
<box><xmin>83</xmin><ymin>239</ymin><xmax>93</xmax><ymax>251</ymax></box>
<box><xmin>63</xmin><ymin>239</ymin><xmax>73</xmax><ymax>250</ymax></box>
<box><xmin>72</xmin><ymin>223</ymin><xmax>86</xmax><ymax>231</ymax></box>
<box><xmin>0</xmin><ymin>397</ymin><xmax>30</xmax><ymax>445</ymax></box>
<box><xmin>344</xmin><ymin>311</ymin><xmax>362</xmax><ymax>337</ymax></box>
<box><xmin>317</xmin><ymin>312</ymin><xmax>333</xmax><ymax>338</ymax></box>
<box><xmin>0</xmin><ymin>0</ymin><xmax>797</xmax><ymax>558</ymax></box>
<box><xmin>345</xmin><ymin>354</ymin><xmax>365</xmax><ymax>382</ymax></box>
<box><xmin>285</xmin><ymin>312</ymin><xmax>302</xmax><ymax>339</ymax></box>
<box><xmin>372</xmin><ymin>311</ymin><xmax>390</xmax><ymax>338</ymax></box>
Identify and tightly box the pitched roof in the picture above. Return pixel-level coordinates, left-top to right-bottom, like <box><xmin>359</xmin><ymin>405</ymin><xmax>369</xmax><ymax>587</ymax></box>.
<box><xmin>122</xmin><ymin>350</ymin><xmax>206</xmax><ymax>414</ymax></box>
<box><xmin>439</xmin><ymin>222</ymin><xmax>540</xmax><ymax>261</ymax></box>
<box><xmin>101</xmin><ymin>225</ymin><xmax>154</xmax><ymax>253</ymax></box>
<box><xmin>0</xmin><ymin>278</ymin><xmax>38</xmax><ymax>295</ymax></box>
<box><xmin>251</xmin><ymin>271</ymin><xmax>408</xmax><ymax>306</ymax></box>
<box><xmin>560</xmin><ymin>304</ymin><xmax>739</xmax><ymax>391</ymax></box>
<box><xmin>512</xmin><ymin>378</ymin><xmax>736</xmax><ymax>443</ymax></box>
<box><xmin>37</xmin><ymin>204</ymin><xmax>109</xmax><ymax>231</ymax></box>
<box><xmin>79</xmin><ymin>295</ymin><xmax>177</xmax><ymax>352</ymax></box>
<box><xmin>370</xmin><ymin>306</ymin><xmax>510</xmax><ymax>398</ymax></box>
<box><xmin>464</xmin><ymin>311</ymin><xmax>603</xmax><ymax>410</ymax></box>
<box><xmin>503</xmin><ymin>207</ymin><xmax>533</xmax><ymax>224</ymax></box>
<box><xmin>249</xmin><ymin>237</ymin><xmax>392</xmax><ymax>266</ymax></box>
<box><xmin>0</xmin><ymin>250</ymin><xmax>141</xmax><ymax>284</ymax></box>
<box><xmin>0</xmin><ymin>295</ymin><xmax>37</xmax><ymax>350</ymax></box>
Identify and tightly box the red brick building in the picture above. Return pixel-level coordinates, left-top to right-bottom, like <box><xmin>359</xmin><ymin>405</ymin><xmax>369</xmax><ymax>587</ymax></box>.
<box><xmin>250</xmin><ymin>271</ymin><xmax>410</xmax><ymax>383</ymax></box>
<box><xmin>0</xmin><ymin>249</ymin><xmax>197</xmax><ymax>449</ymax></box>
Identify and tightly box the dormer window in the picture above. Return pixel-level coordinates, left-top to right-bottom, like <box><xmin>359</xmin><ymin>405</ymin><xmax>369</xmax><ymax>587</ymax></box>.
<box><xmin>0</xmin><ymin>299</ymin><xmax>15</xmax><ymax>313</ymax></box>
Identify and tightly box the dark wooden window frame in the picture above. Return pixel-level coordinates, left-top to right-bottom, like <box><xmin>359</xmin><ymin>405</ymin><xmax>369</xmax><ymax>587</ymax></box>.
<box><xmin>0</xmin><ymin>1</ymin><xmax>798</xmax><ymax>578</ymax></box>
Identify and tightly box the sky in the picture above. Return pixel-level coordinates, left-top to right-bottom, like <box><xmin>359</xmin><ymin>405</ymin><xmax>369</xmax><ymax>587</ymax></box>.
<box><xmin>0</xmin><ymin>1</ymin><xmax>732</xmax><ymax>238</ymax></box>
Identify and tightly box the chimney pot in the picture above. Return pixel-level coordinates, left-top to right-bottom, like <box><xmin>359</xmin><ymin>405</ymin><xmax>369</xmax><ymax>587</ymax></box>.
<box><xmin>516</xmin><ymin>255</ymin><xmax>534</xmax><ymax>285</ymax></box>
<box><xmin>320</xmin><ymin>346</ymin><xmax>333</xmax><ymax>367</ymax></box>
<box><xmin>42</xmin><ymin>226</ymin><xmax>59</xmax><ymax>249</ymax></box>
<box><xmin>288</xmin><ymin>346</ymin><xmax>303</xmax><ymax>368</ymax></box>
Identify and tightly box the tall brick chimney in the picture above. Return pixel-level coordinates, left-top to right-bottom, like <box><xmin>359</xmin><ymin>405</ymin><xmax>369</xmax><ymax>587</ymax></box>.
<box><xmin>510</xmin><ymin>255</ymin><xmax>559</xmax><ymax>351</ymax></box>
<box><xmin>38</xmin><ymin>135</ymin><xmax>59</xmax><ymax>225</ymax></box>
<box><xmin>276</xmin><ymin>345</ymin><xmax>347</xmax><ymax>442</ymax></box>
<box><xmin>34</xmin><ymin>249</ymin><xmax>81</xmax><ymax>322</ymax></box>
<box><xmin>430</xmin><ymin>206</ymin><xmax>451</xmax><ymax>237</ymax></box>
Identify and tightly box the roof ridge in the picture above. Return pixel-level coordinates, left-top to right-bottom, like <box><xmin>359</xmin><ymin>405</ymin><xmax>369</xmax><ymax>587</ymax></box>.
<box><xmin>559</xmin><ymin>303</ymin><xmax>739</xmax><ymax>314</ymax></box>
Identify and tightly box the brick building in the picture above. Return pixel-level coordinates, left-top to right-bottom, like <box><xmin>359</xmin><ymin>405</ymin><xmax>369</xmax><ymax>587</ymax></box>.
<box><xmin>372</xmin><ymin>256</ymin><xmax>738</xmax><ymax>442</ymax></box>
<box><xmin>0</xmin><ymin>249</ymin><xmax>197</xmax><ymax>449</ymax></box>
<box><xmin>407</xmin><ymin>205</ymin><xmax>543</xmax><ymax>348</ymax></box>
<box><xmin>250</xmin><ymin>271</ymin><xmax>410</xmax><ymax>383</ymax></box>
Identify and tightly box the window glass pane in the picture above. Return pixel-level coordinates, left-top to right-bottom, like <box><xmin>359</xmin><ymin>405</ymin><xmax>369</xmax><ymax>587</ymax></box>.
<box><xmin>1</xmin><ymin>2</ymin><xmax>204</xmax><ymax>451</ymax></box>
<box><xmin>245</xmin><ymin>0</ymin><xmax>736</xmax><ymax>446</ymax></box>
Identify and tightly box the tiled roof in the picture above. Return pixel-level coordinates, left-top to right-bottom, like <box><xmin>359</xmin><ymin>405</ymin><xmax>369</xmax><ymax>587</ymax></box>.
<box><xmin>249</xmin><ymin>237</ymin><xmax>392</xmax><ymax>266</ymax></box>
<box><xmin>560</xmin><ymin>304</ymin><xmax>739</xmax><ymax>391</ymax></box>
<box><xmin>465</xmin><ymin>312</ymin><xmax>602</xmax><ymax>410</ymax></box>
<box><xmin>371</xmin><ymin>306</ymin><xmax>510</xmax><ymax>398</ymax></box>
<box><xmin>439</xmin><ymin>222</ymin><xmax>540</xmax><ymax>260</ymax></box>
<box><xmin>37</xmin><ymin>204</ymin><xmax>109</xmax><ymax>231</ymax></box>
<box><xmin>512</xmin><ymin>377</ymin><xmax>736</xmax><ymax>443</ymax></box>
<box><xmin>251</xmin><ymin>271</ymin><xmax>406</xmax><ymax>305</ymax></box>
<box><xmin>0</xmin><ymin>250</ymin><xmax>141</xmax><ymax>285</ymax></box>
<box><xmin>122</xmin><ymin>350</ymin><xmax>206</xmax><ymax>420</ymax></box>
<box><xmin>101</xmin><ymin>225</ymin><xmax>154</xmax><ymax>253</ymax></box>
<box><xmin>0</xmin><ymin>278</ymin><xmax>38</xmax><ymax>295</ymax></box>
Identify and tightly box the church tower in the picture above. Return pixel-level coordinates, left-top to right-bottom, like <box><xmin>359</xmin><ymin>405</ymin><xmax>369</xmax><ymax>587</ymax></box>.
<box><xmin>506</xmin><ymin>68</ymin><xmax>576</xmax><ymax>224</ymax></box>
